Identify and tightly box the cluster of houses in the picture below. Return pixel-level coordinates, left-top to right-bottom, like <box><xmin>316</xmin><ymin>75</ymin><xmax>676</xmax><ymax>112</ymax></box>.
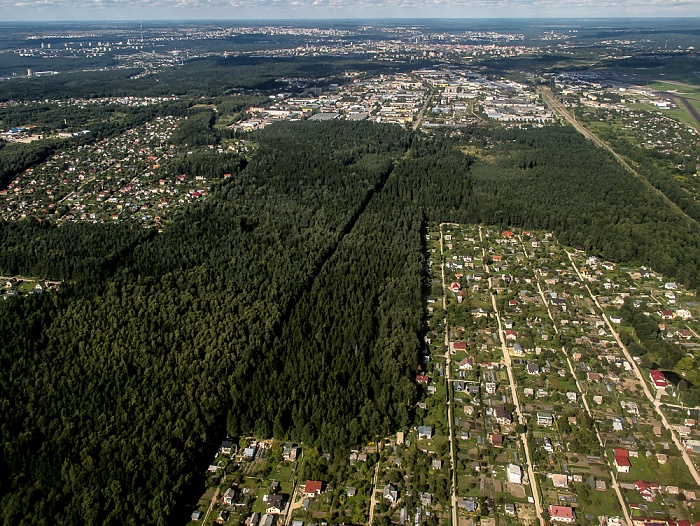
<box><xmin>1</xmin><ymin>116</ymin><xmax>230</xmax><ymax>227</ymax></box>
<box><xmin>3</xmin><ymin>278</ymin><xmax>58</xmax><ymax>299</ymax></box>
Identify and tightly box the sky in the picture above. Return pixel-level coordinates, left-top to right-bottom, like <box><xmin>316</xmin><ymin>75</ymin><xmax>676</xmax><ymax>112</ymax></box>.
<box><xmin>1</xmin><ymin>0</ymin><xmax>699</xmax><ymax>21</ymax></box>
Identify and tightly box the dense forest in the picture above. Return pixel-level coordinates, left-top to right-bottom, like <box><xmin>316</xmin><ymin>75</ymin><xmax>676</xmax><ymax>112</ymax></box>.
<box><xmin>3</xmin><ymin>118</ymin><xmax>700</xmax><ymax>524</ymax></box>
<box><xmin>0</xmin><ymin>55</ymin><xmax>431</xmax><ymax>101</ymax></box>
<box><xmin>0</xmin><ymin>121</ymin><xmax>413</xmax><ymax>524</ymax></box>
<box><xmin>394</xmin><ymin>127</ymin><xmax>700</xmax><ymax>289</ymax></box>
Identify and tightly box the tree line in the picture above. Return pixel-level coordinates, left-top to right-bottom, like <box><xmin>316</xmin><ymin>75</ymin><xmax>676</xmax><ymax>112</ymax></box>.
<box><xmin>3</xmin><ymin>120</ymin><xmax>700</xmax><ymax>525</ymax></box>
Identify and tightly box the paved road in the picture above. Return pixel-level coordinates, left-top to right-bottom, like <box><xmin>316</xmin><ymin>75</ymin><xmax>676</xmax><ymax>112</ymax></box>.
<box><xmin>413</xmin><ymin>86</ymin><xmax>436</xmax><ymax>131</ymax></box>
<box><xmin>653</xmin><ymin>80</ymin><xmax>700</xmax><ymax>91</ymax></box>
<box><xmin>439</xmin><ymin>223</ymin><xmax>460</xmax><ymax>526</ymax></box>
<box><xmin>538</xmin><ymin>86</ymin><xmax>699</xmax><ymax>229</ymax></box>
<box><xmin>566</xmin><ymin>251</ymin><xmax>700</xmax><ymax>487</ymax></box>
<box><xmin>480</xmin><ymin>228</ymin><xmax>545</xmax><ymax>526</ymax></box>
<box><xmin>675</xmin><ymin>95</ymin><xmax>700</xmax><ymax>130</ymax></box>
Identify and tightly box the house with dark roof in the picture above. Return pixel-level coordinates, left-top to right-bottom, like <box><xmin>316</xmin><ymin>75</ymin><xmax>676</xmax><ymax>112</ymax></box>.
<box><xmin>383</xmin><ymin>484</ymin><xmax>398</xmax><ymax>503</ymax></box>
<box><xmin>266</xmin><ymin>494</ymin><xmax>285</xmax><ymax>514</ymax></box>
<box><xmin>495</xmin><ymin>406</ymin><xmax>513</xmax><ymax>425</ymax></box>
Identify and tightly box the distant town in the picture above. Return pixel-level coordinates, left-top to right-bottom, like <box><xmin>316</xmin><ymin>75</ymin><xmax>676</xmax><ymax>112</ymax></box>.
<box><xmin>1</xmin><ymin>18</ymin><xmax>700</xmax><ymax>526</ymax></box>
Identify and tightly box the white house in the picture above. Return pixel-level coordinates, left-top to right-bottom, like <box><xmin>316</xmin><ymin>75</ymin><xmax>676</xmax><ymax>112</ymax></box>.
<box><xmin>508</xmin><ymin>464</ymin><xmax>522</xmax><ymax>484</ymax></box>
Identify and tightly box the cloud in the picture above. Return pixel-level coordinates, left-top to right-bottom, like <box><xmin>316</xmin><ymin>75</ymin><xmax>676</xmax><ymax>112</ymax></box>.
<box><xmin>0</xmin><ymin>0</ymin><xmax>699</xmax><ymax>18</ymax></box>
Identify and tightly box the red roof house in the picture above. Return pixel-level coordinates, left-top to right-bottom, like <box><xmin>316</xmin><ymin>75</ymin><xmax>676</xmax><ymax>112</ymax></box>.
<box><xmin>636</xmin><ymin>480</ymin><xmax>660</xmax><ymax>501</ymax></box>
<box><xmin>614</xmin><ymin>455</ymin><xmax>630</xmax><ymax>473</ymax></box>
<box><xmin>650</xmin><ymin>370</ymin><xmax>667</xmax><ymax>389</ymax></box>
<box><xmin>304</xmin><ymin>480</ymin><xmax>323</xmax><ymax>497</ymax></box>
<box><xmin>548</xmin><ymin>505</ymin><xmax>576</xmax><ymax>523</ymax></box>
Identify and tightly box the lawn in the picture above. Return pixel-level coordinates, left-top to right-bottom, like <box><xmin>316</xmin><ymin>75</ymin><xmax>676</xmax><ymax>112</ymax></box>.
<box><xmin>646</xmin><ymin>81</ymin><xmax>700</xmax><ymax>97</ymax></box>
<box><xmin>573</xmin><ymin>482</ymin><xmax>622</xmax><ymax>518</ymax></box>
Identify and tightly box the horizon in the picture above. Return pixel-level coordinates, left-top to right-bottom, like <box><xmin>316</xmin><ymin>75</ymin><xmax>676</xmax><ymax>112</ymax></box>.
<box><xmin>2</xmin><ymin>15</ymin><xmax>700</xmax><ymax>21</ymax></box>
<box><xmin>2</xmin><ymin>0</ymin><xmax>699</xmax><ymax>23</ymax></box>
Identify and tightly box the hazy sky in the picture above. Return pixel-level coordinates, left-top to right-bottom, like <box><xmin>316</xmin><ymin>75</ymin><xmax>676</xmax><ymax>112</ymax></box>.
<box><xmin>2</xmin><ymin>0</ymin><xmax>699</xmax><ymax>21</ymax></box>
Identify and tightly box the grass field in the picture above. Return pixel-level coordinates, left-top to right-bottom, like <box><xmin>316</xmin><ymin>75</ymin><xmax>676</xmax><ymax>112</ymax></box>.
<box><xmin>646</xmin><ymin>81</ymin><xmax>700</xmax><ymax>97</ymax></box>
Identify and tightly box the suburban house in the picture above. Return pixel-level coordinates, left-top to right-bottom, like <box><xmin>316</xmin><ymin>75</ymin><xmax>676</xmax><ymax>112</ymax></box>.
<box><xmin>551</xmin><ymin>474</ymin><xmax>568</xmax><ymax>488</ymax></box>
<box><xmin>383</xmin><ymin>484</ymin><xmax>398</xmax><ymax>503</ymax></box>
<box><xmin>635</xmin><ymin>480</ymin><xmax>660</xmax><ymax>501</ymax></box>
<box><xmin>453</xmin><ymin>341</ymin><xmax>467</xmax><ymax>352</ymax></box>
<box><xmin>614</xmin><ymin>449</ymin><xmax>631</xmax><ymax>473</ymax></box>
<box><xmin>551</xmin><ymin>298</ymin><xmax>567</xmax><ymax>310</ymax></box>
<box><xmin>472</xmin><ymin>308</ymin><xmax>489</xmax><ymax>318</ymax></box>
<box><xmin>304</xmin><ymin>480</ymin><xmax>323</xmax><ymax>497</ymax></box>
<box><xmin>657</xmin><ymin>309</ymin><xmax>674</xmax><ymax>320</ymax></box>
<box><xmin>223</xmin><ymin>487</ymin><xmax>236</xmax><ymax>505</ymax></box>
<box><xmin>548</xmin><ymin>505</ymin><xmax>576</xmax><ymax>523</ymax></box>
<box><xmin>459</xmin><ymin>356</ymin><xmax>474</xmax><ymax>371</ymax></box>
<box><xmin>685</xmin><ymin>439</ymin><xmax>700</xmax><ymax>454</ymax></box>
<box><xmin>508</xmin><ymin>464</ymin><xmax>523</xmax><ymax>484</ymax></box>
<box><xmin>505</xmin><ymin>330</ymin><xmax>518</xmax><ymax>341</ymax></box>
<box><xmin>282</xmin><ymin>442</ymin><xmax>300</xmax><ymax>461</ymax></box>
<box><xmin>537</xmin><ymin>412</ymin><xmax>554</xmax><ymax>426</ymax></box>
<box><xmin>650</xmin><ymin>370</ymin><xmax>668</xmax><ymax>389</ymax></box>
<box><xmin>418</xmin><ymin>426</ymin><xmax>433</xmax><ymax>440</ymax></box>
<box><xmin>461</xmin><ymin>498</ymin><xmax>478</xmax><ymax>513</ymax></box>
<box><xmin>527</xmin><ymin>362</ymin><xmax>540</xmax><ymax>375</ymax></box>
<box><xmin>495</xmin><ymin>406</ymin><xmax>513</xmax><ymax>426</ymax></box>
<box><xmin>489</xmin><ymin>433</ymin><xmax>504</xmax><ymax>446</ymax></box>
<box><xmin>220</xmin><ymin>440</ymin><xmax>233</xmax><ymax>455</ymax></box>
<box><xmin>265</xmin><ymin>494</ymin><xmax>285</xmax><ymax>514</ymax></box>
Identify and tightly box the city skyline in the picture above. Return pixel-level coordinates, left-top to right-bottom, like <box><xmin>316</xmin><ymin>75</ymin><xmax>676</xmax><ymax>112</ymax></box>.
<box><xmin>2</xmin><ymin>0</ymin><xmax>699</xmax><ymax>22</ymax></box>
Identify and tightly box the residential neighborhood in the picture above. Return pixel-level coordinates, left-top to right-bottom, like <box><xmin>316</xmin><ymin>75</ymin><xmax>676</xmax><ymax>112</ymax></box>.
<box><xmin>188</xmin><ymin>224</ymin><xmax>700</xmax><ymax>526</ymax></box>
